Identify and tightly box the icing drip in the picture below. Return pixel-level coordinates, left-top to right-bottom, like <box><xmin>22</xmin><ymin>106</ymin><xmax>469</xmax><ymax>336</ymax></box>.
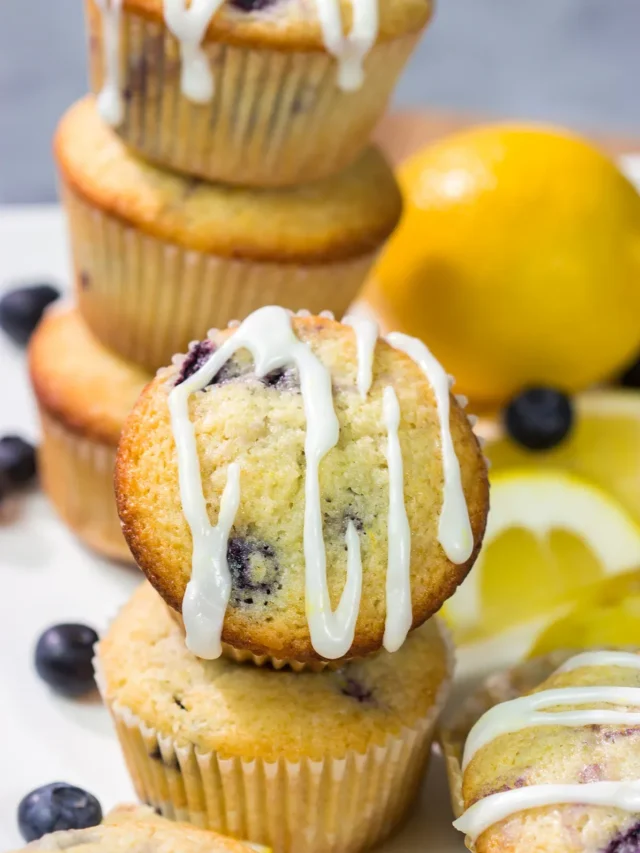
<box><xmin>382</xmin><ymin>386</ymin><xmax>412</xmax><ymax>652</ymax></box>
<box><xmin>454</xmin><ymin>650</ymin><xmax>640</xmax><ymax>843</ymax></box>
<box><xmin>180</xmin><ymin>464</ymin><xmax>241</xmax><ymax>658</ymax></box>
<box><xmin>387</xmin><ymin>332</ymin><xmax>473</xmax><ymax>564</ymax></box>
<box><xmin>311</xmin><ymin>0</ymin><xmax>379</xmax><ymax>91</ymax></box>
<box><xmin>463</xmin><ymin>686</ymin><xmax>640</xmax><ymax>770</ymax></box>
<box><xmin>169</xmin><ymin>306</ymin><xmax>362</xmax><ymax>660</ymax></box>
<box><xmin>95</xmin><ymin>0</ymin><xmax>124</xmax><ymax>126</ymax></box>
<box><xmin>343</xmin><ymin>315</ymin><xmax>378</xmax><ymax>399</ymax></box>
<box><xmin>164</xmin><ymin>0</ymin><xmax>227</xmax><ymax>103</ymax></box>
<box><xmin>454</xmin><ymin>781</ymin><xmax>640</xmax><ymax>844</ymax></box>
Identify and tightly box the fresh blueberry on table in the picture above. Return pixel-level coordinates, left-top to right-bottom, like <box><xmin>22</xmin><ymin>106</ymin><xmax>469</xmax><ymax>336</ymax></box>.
<box><xmin>18</xmin><ymin>782</ymin><xmax>102</xmax><ymax>842</ymax></box>
<box><xmin>35</xmin><ymin>624</ymin><xmax>99</xmax><ymax>697</ymax></box>
<box><xmin>0</xmin><ymin>435</ymin><xmax>37</xmax><ymax>488</ymax></box>
<box><xmin>504</xmin><ymin>387</ymin><xmax>574</xmax><ymax>451</ymax></box>
<box><xmin>0</xmin><ymin>283</ymin><xmax>60</xmax><ymax>345</ymax></box>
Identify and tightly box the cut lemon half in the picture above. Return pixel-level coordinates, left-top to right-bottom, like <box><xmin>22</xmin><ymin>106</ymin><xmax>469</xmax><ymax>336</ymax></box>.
<box><xmin>485</xmin><ymin>389</ymin><xmax>640</xmax><ymax>523</ymax></box>
<box><xmin>444</xmin><ymin>469</ymin><xmax>640</xmax><ymax>643</ymax></box>
<box><xmin>530</xmin><ymin>568</ymin><xmax>640</xmax><ymax>657</ymax></box>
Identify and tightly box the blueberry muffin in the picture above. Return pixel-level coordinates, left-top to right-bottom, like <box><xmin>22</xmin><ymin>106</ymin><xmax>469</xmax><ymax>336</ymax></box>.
<box><xmin>446</xmin><ymin>650</ymin><xmax>640</xmax><ymax>853</ymax></box>
<box><xmin>55</xmin><ymin>97</ymin><xmax>402</xmax><ymax>372</ymax></box>
<box><xmin>14</xmin><ymin>803</ymin><xmax>256</xmax><ymax>852</ymax></box>
<box><xmin>97</xmin><ymin>582</ymin><xmax>453</xmax><ymax>853</ymax></box>
<box><xmin>29</xmin><ymin>306</ymin><xmax>150</xmax><ymax>562</ymax></box>
<box><xmin>115</xmin><ymin>308</ymin><xmax>489</xmax><ymax>663</ymax></box>
<box><xmin>85</xmin><ymin>0</ymin><xmax>433</xmax><ymax>187</ymax></box>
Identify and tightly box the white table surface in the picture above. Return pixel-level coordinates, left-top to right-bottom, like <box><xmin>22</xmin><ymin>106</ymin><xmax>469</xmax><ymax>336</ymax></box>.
<box><xmin>0</xmin><ymin>205</ymin><xmax>464</xmax><ymax>851</ymax></box>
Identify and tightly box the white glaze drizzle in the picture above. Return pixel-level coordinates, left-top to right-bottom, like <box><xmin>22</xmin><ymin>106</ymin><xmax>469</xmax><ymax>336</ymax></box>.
<box><xmin>169</xmin><ymin>306</ymin><xmax>361</xmax><ymax>660</ymax></box>
<box><xmin>95</xmin><ymin>0</ymin><xmax>124</xmax><ymax>126</ymax></box>
<box><xmin>180</xmin><ymin>464</ymin><xmax>241</xmax><ymax>658</ymax></box>
<box><xmin>382</xmin><ymin>386</ymin><xmax>412</xmax><ymax>652</ymax></box>
<box><xmin>557</xmin><ymin>651</ymin><xmax>640</xmax><ymax>674</ymax></box>
<box><xmin>463</xmin><ymin>686</ymin><xmax>640</xmax><ymax>770</ymax></box>
<box><xmin>313</xmin><ymin>0</ymin><xmax>379</xmax><ymax>91</ymax></box>
<box><xmin>343</xmin><ymin>315</ymin><xmax>378</xmax><ymax>399</ymax></box>
<box><xmin>387</xmin><ymin>332</ymin><xmax>473</xmax><ymax>564</ymax></box>
<box><xmin>169</xmin><ymin>307</ymin><xmax>469</xmax><ymax>660</ymax></box>
<box><xmin>455</xmin><ymin>650</ymin><xmax>640</xmax><ymax>843</ymax></box>
<box><xmin>454</xmin><ymin>781</ymin><xmax>640</xmax><ymax>844</ymax></box>
<box><xmin>164</xmin><ymin>0</ymin><xmax>227</xmax><ymax>103</ymax></box>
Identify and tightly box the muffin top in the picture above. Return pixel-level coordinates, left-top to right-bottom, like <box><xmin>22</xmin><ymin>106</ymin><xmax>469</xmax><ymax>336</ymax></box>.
<box><xmin>29</xmin><ymin>306</ymin><xmax>150</xmax><ymax>446</ymax></box>
<box><xmin>455</xmin><ymin>650</ymin><xmax>640</xmax><ymax>853</ymax></box>
<box><xmin>16</xmin><ymin>804</ymin><xmax>254</xmax><ymax>853</ymax></box>
<box><xmin>115</xmin><ymin>308</ymin><xmax>489</xmax><ymax>662</ymax></box>
<box><xmin>98</xmin><ymin>582</ymin><xmax>451</xmax><ymax>760</ymax></box>
<box><xmin>109</xmin><ymin>0</ymin><xmax>433</xmax><ymax>50</ymax></box>
<box><xmin>55</xmin><ymin>98</ymin><xmax>402</xmax><ymax>263</ymax></box>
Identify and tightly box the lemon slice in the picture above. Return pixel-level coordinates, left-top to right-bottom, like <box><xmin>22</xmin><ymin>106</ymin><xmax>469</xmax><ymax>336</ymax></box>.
<box><xmin>444</xmin><ymin>469</ymin><xmax>640</xmax><ymax>643</ymax></box>
<box><xmin>530</xmin><ymin>569</ymin><xmax>640</xmax><ymax>657</ymax></box>
<box><xmin>486</xmin><ymin>389</ymin><xmax>640</xmax><ymax>522</ymax></box>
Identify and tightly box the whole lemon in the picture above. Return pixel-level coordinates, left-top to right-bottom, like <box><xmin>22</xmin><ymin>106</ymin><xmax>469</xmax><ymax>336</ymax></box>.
<box><xmin>365</xmin><ymin>124</ymin><xmax>640</xmax><ymax>406</ymax></box>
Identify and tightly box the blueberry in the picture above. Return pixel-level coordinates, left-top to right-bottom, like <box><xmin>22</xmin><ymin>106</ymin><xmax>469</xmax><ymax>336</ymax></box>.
<box><xmin>605</xmin><ymin>821</ymin><xmax>640</xmax><ymax>853</ymax></box>
<box><xmin>227</xmin><ymin>537</ymin><xmax>281</xmax><ymax>605</ymax></box>
<box><xmin>230</xmin><ymin>0</ymin><xmax>275</xmax><ymax>10</ymax></box>
<box><xmin>504</xmin><ymin>387</ymin><xmax>574</xmax><ymax>451</ymax></box>
<box><xmin>620</xmin><ymin>357</ymin><xmax>640</xmax><ymax>389</ymax></box>
<box><xmin>0</xmin><ymin>435</ymin><xmax>37</xmax><ymax>488</ymax></box>
<box><xmin>0</xmin><ymin>284</ymin><xmax>60</xmax><ymax>345</ymax></box>
<box><xmin>35</xmin><ymin>624</ymin><xmax>99</xmax><ymax>697</ymax></box>
<box><xmin>18</xmin><ymin>783</ymin><xmax>102</xmax><ymax>842</ymax></box>
<box><xmin>176</xmin><ymin>339</ymin><xmax>215</xmax><ymax>385</ymax></box>
<box><xmin>261</xmin><ymin>366</ymin><xmax>299</xmax><ymax>392</ymax></box>
<box><xmin>338</xmin><ymin>676</ymin><xmax>374</xmax><ymax>704</ymax></box>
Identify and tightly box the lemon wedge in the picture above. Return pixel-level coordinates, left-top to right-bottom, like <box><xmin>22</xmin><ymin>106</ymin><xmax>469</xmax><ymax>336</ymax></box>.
<box><xmin>444</xmin><ymin>469</ymin><xmax>640</xmax><ymax>643</ymax></box>
<box><xmin>486</xmin><ymin>390</ymin><xmax>640</xmax><ymax>523</ymax></box>
<box><xmin>530</xmin><ymin>568</ymin><xmax>640</xmax><ymax>657</ymax></box>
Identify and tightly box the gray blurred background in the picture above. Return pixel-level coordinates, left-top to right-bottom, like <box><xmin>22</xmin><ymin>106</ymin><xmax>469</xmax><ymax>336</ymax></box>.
<box><xmin>0</xmin><ymin>0</ymin><xmax>638</xmax><ymax>203</ymax></box>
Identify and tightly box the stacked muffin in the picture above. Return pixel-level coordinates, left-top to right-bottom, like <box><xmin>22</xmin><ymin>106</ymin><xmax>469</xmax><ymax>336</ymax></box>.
<box><xmin>30</xmin><ymin>0</ymin><xmax>436</xmax><ymax>560</ymax></box>
<box><xmin>96</xmin><ymin>307</ymin><xmax>489</xmax><ymax>852</ymax></box>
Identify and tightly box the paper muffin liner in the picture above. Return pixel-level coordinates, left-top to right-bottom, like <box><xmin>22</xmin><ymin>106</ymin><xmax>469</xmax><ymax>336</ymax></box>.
<box><xmin>439</xmin><ymin>650</ymin><xmax>574</xmax><ymax>818</ymax></box>
<box><xmin>61</xmin><ymin>182</ymin><xmax>377</xmax><ymax>372</ymax></box>
<box><xmin>97</xmin><ymin>621</ymin><xmax>453</xmax><ymax>853</ymax></box>
<box><xmin>165</xmin><ymin>603</ymin><xmax>335</xmax><ymax>673</ymax></box>
<box><xmin>85</xmin><ymin>0</ymin><xmax>421</xmax><ymax>187</ymax></box>
<box><xmin>37</xmin><ymin>407</ymin><xmax>133</xmax><ymax>563</ymax></box>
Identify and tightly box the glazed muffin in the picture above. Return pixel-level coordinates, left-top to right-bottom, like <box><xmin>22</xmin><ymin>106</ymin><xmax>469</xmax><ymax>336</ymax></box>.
<box><xmin>447</xmin><ymin>650</ymin><xmax>640</xmax><ymax>853</ymax></box>
<box><xmin>115</xmin><ymin>308</ymin><xmax>489</xmax><ymax>663</ymax></box>
<box><xmin>85</xmin><ymin>0</ymin><xmax>433</xmax><ymax>187</ymax></box>
<box><xmin>55</xmin><ymin>97</ymin><xmax>402</xmax><ymax>372</ymax></box>
<box><xmin>14</xmin><ymin>803</ymin><xmax>256</xmax><ymax>852</ymax></box>
<box><xmin>97</xmin><ymin>582</ymin><xmax>453</xmax><ymax>853</ymax></box>
<box><xmin>29</xmin><ymin>306</ymin><xmax>150</xmax><ymax>562</ymax></box>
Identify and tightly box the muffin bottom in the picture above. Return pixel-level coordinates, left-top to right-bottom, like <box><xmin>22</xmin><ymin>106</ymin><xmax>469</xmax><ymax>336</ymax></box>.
<box><xmin>38</xmin><ymin>408</ymin><xmax>132</xmax><ymax>563</ymax></box>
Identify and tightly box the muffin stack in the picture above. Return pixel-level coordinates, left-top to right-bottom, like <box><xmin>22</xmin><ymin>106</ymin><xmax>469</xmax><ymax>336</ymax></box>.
<box><xmin>30</xmin><ymin>0</ymin><xmax>436</xmax><ymax>560</ymax></box>
<box><xmin>95</xmin><ymin>307</ymin><xmax>490</xmax><ymax>852</ymax></box>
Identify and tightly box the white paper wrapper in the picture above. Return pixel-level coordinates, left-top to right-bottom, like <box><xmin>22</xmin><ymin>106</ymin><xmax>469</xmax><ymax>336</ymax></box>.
<box><xmin>38</xmin><ymin>408</ymin><xmax>133</xmax><ymax>563</ymax></box>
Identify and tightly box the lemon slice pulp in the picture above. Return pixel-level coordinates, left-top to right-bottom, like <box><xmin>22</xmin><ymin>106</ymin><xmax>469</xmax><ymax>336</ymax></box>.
<box><xmin>444</xmin><ymin>469</ymin><xmax>640</xmax><ymax>643</ymax></box>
